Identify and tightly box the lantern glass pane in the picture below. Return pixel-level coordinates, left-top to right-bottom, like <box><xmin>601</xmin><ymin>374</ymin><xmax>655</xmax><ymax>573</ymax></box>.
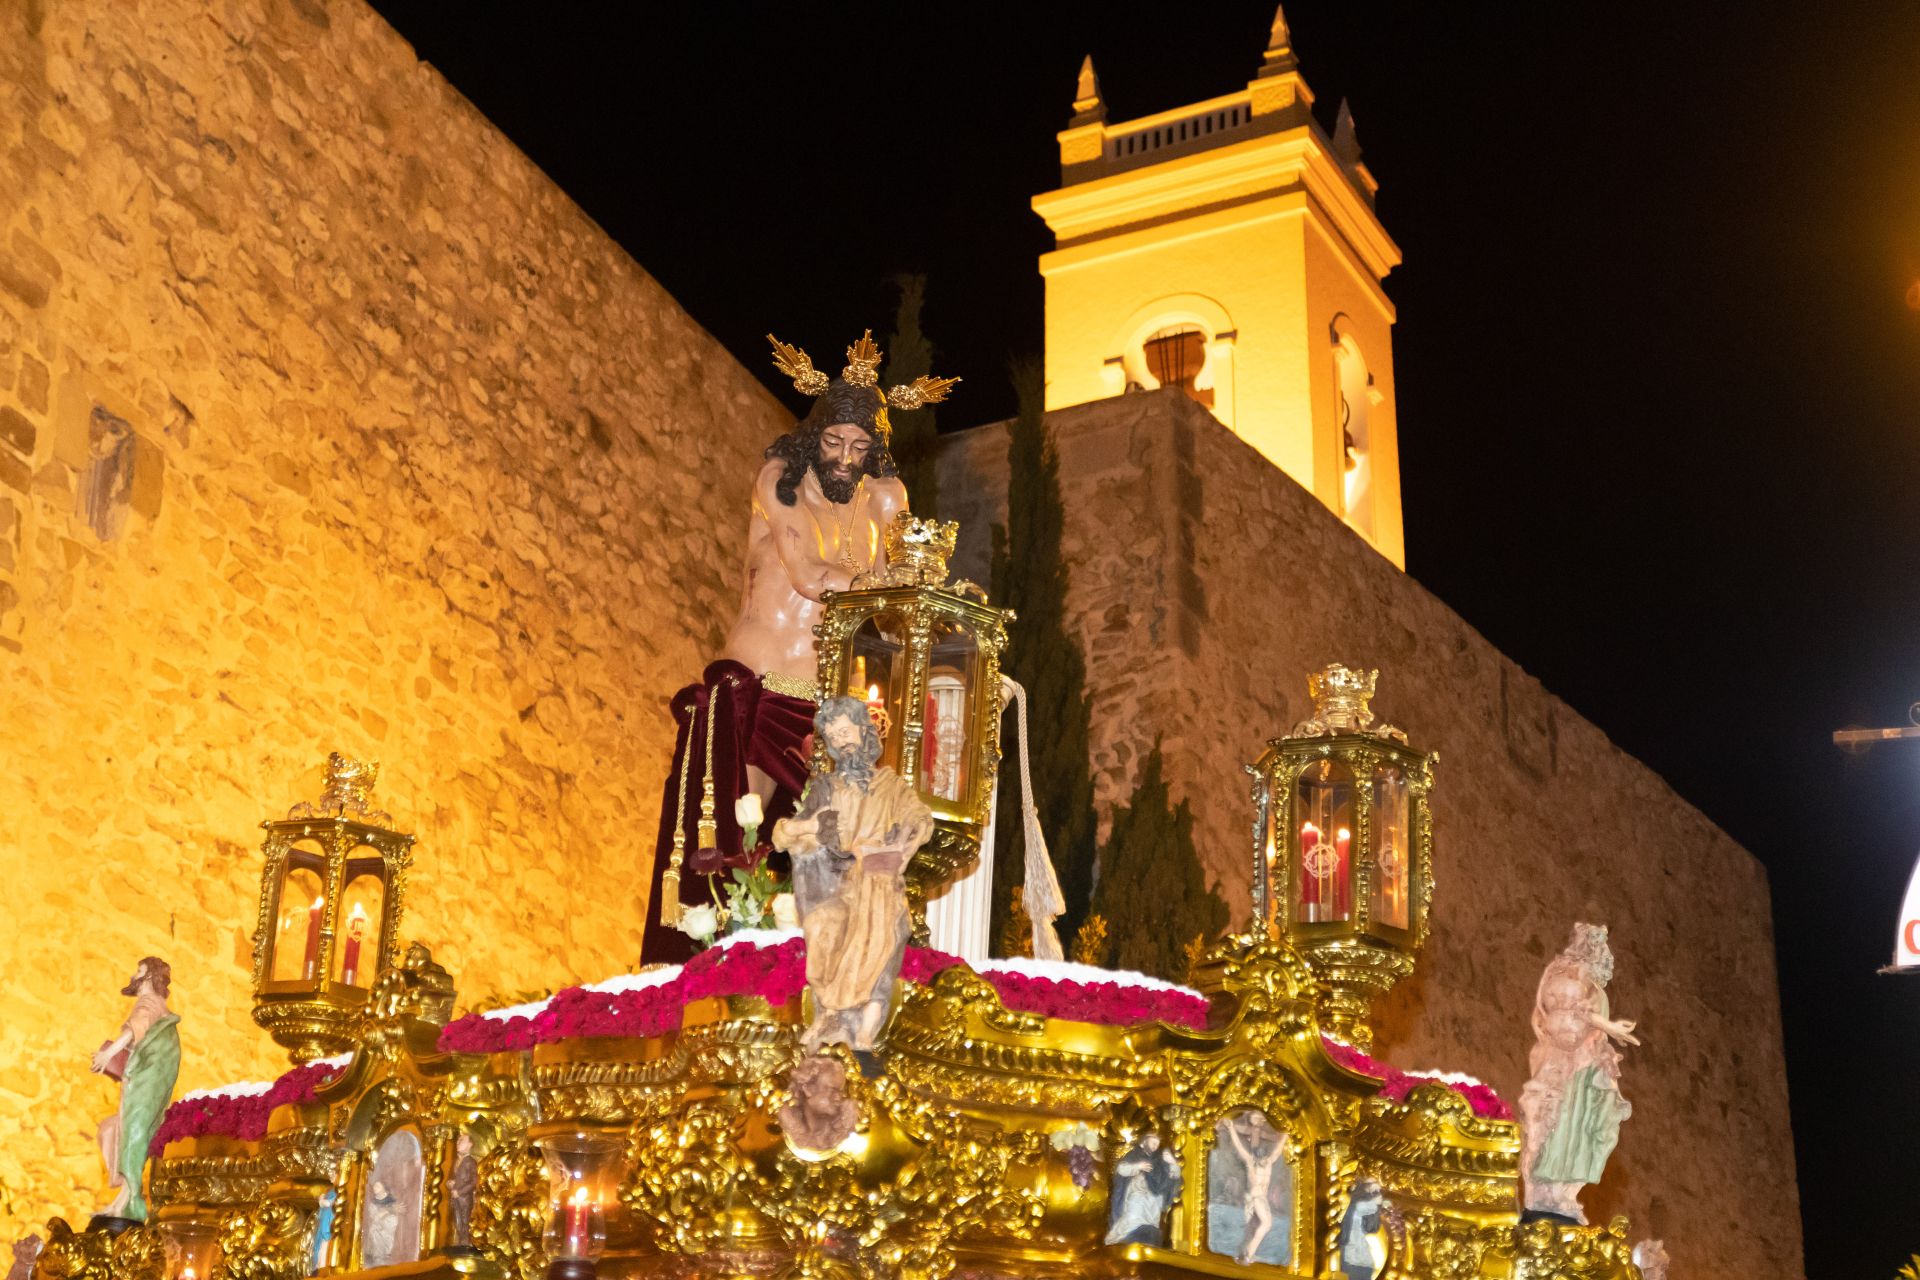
<box><xmin>1295</xmin><ymin>760</ymin><xmax>1354</xmax><ymax>922</ymax></box>
<box><xmin>1371</xmin><ymin>766</ymin><xmax>1411</xmax><ymax>930</ymax></box>
<box><xmin>848</xmin><ymin>614</ymin><xmax>908</xmax><ymax>773</ymax></box>
<box><xmin>921</xmin><ymin>621</ymin><xmax>979</xmax><ymax>803</ymax></box>
<box><xmin>271</xmin><ymin>855</ymin><xmax>326</xmax><ymax>983</ymax></box>
<box><xmin>333</xmin><ymin>862</ymin><xmax>385</xmax><ymax>988</ymax></box>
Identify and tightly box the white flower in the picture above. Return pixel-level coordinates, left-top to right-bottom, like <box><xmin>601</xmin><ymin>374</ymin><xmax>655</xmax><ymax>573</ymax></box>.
<box><xmin>771</xmin><ymin>892</ymin><xmax>800</xmax><ymax>931</ymax></box>
<box><xmin>734</xmin><ymin>794</ymin><xmax>764</xmax><ymax>829</ymax></box>
<box><xmin>677</xmin><ymin>904</ymin><xmax>720</xmax><ymax>943</ymax></box>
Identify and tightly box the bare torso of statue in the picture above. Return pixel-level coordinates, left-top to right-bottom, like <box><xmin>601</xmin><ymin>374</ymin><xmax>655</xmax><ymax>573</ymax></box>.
<box><xmin>722</xmin><ymin>458</ymin><xmax>906</xmax><ymax>685</ymax></box>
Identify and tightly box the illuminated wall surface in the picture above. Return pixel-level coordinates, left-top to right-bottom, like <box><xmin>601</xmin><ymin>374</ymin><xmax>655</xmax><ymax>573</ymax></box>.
<box><xmin>0</xmin><ymin>3</ymin><xmax>1804</xmax><ymax>1274</ymax></box>
<box><xmin>0</xmin><ymin>0</ymin><xmax>787</xmax><ymax>1235</ymax></box>
<box><xmin>938</xmin><ymin>392</ymin><xmax>1804</xmax><ymax>1280</ymax></box>
<box><xmin>1033</xmin><ymin>32</ymin><xmax>1406</xmax><ymax>568</ymax></box>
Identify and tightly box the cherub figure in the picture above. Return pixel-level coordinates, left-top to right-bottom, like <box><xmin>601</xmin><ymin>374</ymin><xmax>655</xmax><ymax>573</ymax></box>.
<box><xmin>777</xmin><ymin>1053</ymin><xmax>861</xmax><ymax>1152</ymax></box>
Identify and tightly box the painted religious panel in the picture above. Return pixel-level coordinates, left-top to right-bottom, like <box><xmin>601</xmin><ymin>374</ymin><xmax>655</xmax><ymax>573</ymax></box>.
<box><xmin>361</xmin><ymin>1129</ymin><xmax>424</xmax><ymax>1268</ymax></box>
<box><xmin>1206</xmin><ymin>1110</ymin><xmax>1292</xmax><ymax>1267</ymax></box>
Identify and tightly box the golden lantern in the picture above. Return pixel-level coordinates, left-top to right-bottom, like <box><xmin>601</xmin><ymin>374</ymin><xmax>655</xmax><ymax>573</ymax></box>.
<box><xmin>814</xmin><ymin>513</ymin><xmax>1013</xmax><ymax>920</ymax></box>
<box><xmin>251</xmin><ymin>753</ymin><xmax>415</xmax><ymax>1064</ymax></box>
<box><xmin>1248</xmin><ymin>665</ymin><xmax>1433</xmax><ymax>1046</ymax></box>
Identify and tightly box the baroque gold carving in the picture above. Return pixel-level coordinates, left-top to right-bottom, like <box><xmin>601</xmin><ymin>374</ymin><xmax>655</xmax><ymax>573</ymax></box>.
<box><xmin>469</xmin><ymin>1143</ymin><xmax>548</xmax><ymax>1280</ymax></box>
<box><xmin>29</xmin><ymin>1219</ymin><xmax>166</xmax><ymax>1280</ymax></box>
<box><xmin>211</xmin><ymin>1202</ymin><xmax>308</xmax><ymax>1280</ymax></box>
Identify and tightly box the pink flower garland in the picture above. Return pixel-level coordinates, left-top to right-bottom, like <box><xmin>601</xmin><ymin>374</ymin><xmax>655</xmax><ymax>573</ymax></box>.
<box><xmin>979</xmin><ymin>968</ymin><xmax>1210</xmax><ymax>1030</ymax></box>
<box><xmin>1321</xmin><ymin>1035</ymin><xmax>1514</xmax><ymax>1120</ymax></box>
<box><xmin>437</xmin><ymin>940</ymin><xmax>1209</xmax><ymax>1055</ymax></box>
<box><xmin>438</xmin><ymin>938</ymin><xmax>811</xmax><ymax>1055</ymax></box>
<box><xmin>149</xmin><ymin>1061</ymin><xmax>342</xmax><ymax>1155</ymax></box>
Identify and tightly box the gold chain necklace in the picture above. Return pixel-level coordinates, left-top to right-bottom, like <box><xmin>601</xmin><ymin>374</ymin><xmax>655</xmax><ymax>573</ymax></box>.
<box><xmin>834</xmin><ymin>483</ymin><xmax>864</xmax><ymax>573</ymax></box>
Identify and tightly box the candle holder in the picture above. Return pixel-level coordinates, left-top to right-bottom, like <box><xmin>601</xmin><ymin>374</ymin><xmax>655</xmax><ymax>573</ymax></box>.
<box><xmin>158</xmin><ymin>1219</ymin><xmax>218</xmax><ymax>1280</ymax></box>
<box><xmin>538</xmin><ymin>1130</ymin><xmax>623</xmax><ymax>1279</ymax></box>
<box><xmin>1247</xmin><ymin>665</ymin><xmax>1435</xmax><ymax>1047</ymax></box>
<box><xmin>249</xmin><ymin>753</ymin><xmax>415</xmax><ymax>1064</ymax></box>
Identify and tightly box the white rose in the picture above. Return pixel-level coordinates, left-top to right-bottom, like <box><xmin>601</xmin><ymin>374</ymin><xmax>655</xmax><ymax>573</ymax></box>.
<box><xmin>734</xmin><ymin>794</ymin><xmax>764</xmax><ymax>829</ymax></box>
<box><xmin>771</xmin><ymin>892</ymin><xmax>800</xmax><ymax>931</ymax></box>
<box><xmin>677</xmin><ymin>903</ymin><xmax>719</xmax><ymax>943</ymax></box>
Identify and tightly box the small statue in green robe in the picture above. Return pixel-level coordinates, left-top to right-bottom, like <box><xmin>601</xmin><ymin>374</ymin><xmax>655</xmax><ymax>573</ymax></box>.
<box><xmin>90</xmin><ymin>956</ymin><xmax>181</xmax><ymax>1222</ymax></box>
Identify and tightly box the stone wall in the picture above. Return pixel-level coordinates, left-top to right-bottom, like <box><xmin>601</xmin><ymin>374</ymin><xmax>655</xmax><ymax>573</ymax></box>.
<box><xmin>938</xmin><ymin>390</ymin><xmax>1803</xmax><ymax>1279</ymax></box>
<box><xmin>0</xmin><ymin>0</ymin><xmax>786</xmax><ymax>1235</ymax></box>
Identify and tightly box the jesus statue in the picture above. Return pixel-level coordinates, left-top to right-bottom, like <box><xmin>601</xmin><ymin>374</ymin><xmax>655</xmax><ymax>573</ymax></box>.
<box><xmin>640</xmin><ymin>332</ymin><xmax>955</xmax><ymax>963</ymax></box>
<box><xmin>774</xmin><ymin>695</ymin><xmax>935</xmax><ymax>1053</ymax></box>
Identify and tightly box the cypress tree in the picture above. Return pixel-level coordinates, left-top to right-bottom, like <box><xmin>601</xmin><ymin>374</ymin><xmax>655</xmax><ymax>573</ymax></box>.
<box><xmin>879</xmin><ymin>273</ymin><xmax>939</xmax><ymax>516</ymax></box>
<box><xmin>1090</xmin><ymin>742</ymin><xmax>1228</xmax><ymax>982</ymax></box>
<box><xmin>988</xmin><ymin>358</ymin><xmax>1099</xmax><ymax>952</ymax></box>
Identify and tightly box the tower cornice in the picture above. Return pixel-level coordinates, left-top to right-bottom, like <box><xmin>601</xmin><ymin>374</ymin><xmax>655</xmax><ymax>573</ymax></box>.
<box><xmin>1033</xmin><ymin>128</ymin><xmax>1401</xmax><ymax>283</ymax></box>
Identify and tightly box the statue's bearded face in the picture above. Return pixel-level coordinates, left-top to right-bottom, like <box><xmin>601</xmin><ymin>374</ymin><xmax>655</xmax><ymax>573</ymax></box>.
<box><xmin>813</xmin><ymin>422</ymin><xmax>875</xmax><ymax>504</ymax></box>
<box><xmin>817</xmin><ymin>697</ymin><xmax>883</xmax><ymax>786</ymax></box>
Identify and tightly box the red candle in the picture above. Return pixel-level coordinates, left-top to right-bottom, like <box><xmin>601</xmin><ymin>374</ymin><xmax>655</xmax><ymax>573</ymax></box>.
<box><xmin>1300</xmin><ymin>822</ymin><xmax>1323</xmax><ymax>916</ymax></box>
<box><xmin>1335</xmin><ymin>826</ymin><xmax>1353</xmax><ymax>917</ymax></box>
<box><xmin>302</xmin><ymin>898</ymin><xmax>322</xmax><ymax>981</ymax></box>
<box><xmin>921</xmin><ymin>693</ymin><xmax>939</xmax><ymax>787</ymax></box>
<box><xmin>563</xmin><ymin>1185</ymin><xmax>592</xmax><ymax>1257</ymax></box>
<box><xmin>342</xmin><ymin>907</ymin><xmax>366</xmax><ymax>986</ymax></box>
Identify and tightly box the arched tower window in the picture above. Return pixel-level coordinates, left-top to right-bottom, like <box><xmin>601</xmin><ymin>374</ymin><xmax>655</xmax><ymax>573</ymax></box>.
<box><xmin>1333</xmin><ymin>331</ymin><xmax>1374</xmax><ymax>541</ymax></box>
<box><xmin>1108</xmin><ymin>295</ymin><xmax>1235</xmax><ymax>426</ymax></box>
<box><xmin>1142</xmin><ymin>325</ymin><xmax>1214</xmax><ymax>407</ymax></box>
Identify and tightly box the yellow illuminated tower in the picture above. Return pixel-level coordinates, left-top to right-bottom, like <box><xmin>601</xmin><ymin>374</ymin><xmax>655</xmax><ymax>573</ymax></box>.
<box><xmin>1032</xmin><ymin>7</ymin><xmax>1405</xmax><ymax>566</ymax></box>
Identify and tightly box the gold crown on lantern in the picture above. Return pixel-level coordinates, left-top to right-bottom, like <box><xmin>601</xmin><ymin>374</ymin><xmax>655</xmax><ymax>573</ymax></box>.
<box><xmin>1292</xmin><ymin>663</ymin><xmax>1386</xmax><ymax>737</ymax></box>
<box><xmin>287</xmin><ymin>751</ymin><xmax>392</xmax><ymax>824</ymax></box>
<box><xmin>886</xmin><ymin>512</ymin><xmax>959</xmax><ymax>579</ymax></box>
<box><xmin>765</xmin><ymin>330</ymin><xmax>961</xmax><ymax>420</ymax></box>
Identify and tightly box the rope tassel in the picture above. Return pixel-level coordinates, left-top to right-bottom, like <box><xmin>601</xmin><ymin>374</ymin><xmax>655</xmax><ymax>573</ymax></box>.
<box><xmin>660</xmin><ymin>698</ymin><xmax>700</xmax><ymax>926</ymax></box>
<box><xmin>1005</xmin><ymin>676</ymin><xmax>1065</xmax><ymax>962</ymax></box>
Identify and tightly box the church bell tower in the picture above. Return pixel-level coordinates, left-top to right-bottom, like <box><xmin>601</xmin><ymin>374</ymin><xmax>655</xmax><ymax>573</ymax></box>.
<box><xmin>1032</xmin><ymin>7</ymin><xmax>1406</xmax><ymax>567</ymax></box>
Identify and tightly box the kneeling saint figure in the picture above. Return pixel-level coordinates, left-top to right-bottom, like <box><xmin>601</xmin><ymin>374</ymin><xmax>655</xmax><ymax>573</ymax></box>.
<box><xmin>774</xmin><ymin>696</ymin><xmax>933</xmax><ymax>1053</ymax></box>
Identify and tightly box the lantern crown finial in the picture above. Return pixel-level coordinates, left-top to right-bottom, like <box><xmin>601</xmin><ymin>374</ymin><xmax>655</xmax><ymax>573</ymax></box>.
<box><xmin>288</xmin><ymin>752</ymin><xmax>391</xmax><ymax>824</ymax></box>
<box><xmin>851</xmin><ymin>510</ymin><xmax>970</xmax><ymax>591</ymax></box>
<box><xmin>1295</xmin><ymin>663</ymin><xmax>1378</xmax><ymax>734</ymax></box>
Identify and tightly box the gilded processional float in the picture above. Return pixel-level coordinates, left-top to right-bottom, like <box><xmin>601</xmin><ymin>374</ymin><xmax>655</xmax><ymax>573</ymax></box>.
<box><xmin>25</xmin><ymin>333</ymin><xmax>1651</xmax><ymax>1280</ymax></box>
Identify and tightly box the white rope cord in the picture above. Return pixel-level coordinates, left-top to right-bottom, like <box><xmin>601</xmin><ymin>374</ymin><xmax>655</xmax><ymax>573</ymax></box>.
<box><xmin>1004</xmin><ymin>676</ymin><xmax>1065</xmax><ymax>961</ymax></box>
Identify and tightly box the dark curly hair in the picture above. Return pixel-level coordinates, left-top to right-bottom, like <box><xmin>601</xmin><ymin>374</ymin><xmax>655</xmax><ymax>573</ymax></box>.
<box><xmin>765</xmin><ymin>380</ymin><xmax>897</xmax><ymax>507</ymax></box>
<box><xmin>124</xmin><ymin>956</ymin><xmax>172</xmax><ymax>998</ymax></box>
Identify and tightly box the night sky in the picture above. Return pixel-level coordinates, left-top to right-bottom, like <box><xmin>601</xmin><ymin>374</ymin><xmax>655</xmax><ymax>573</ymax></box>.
<box><xmin>369</xmin><ymin>3</ymin><xmax>1920</xmax><ymax>1272</ymax></box>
